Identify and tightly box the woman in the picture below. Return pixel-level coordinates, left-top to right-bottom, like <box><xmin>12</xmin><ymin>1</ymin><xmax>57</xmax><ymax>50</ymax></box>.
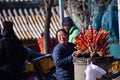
<box><xmin>52</xmin><ymin>29</ymin><xmax>80</xmax><ymax>80</ymax></box>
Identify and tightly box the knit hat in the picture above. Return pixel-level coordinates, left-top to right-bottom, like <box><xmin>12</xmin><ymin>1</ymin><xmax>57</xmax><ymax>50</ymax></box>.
<box><xmin>62</xmin><ymin>17</ymin><xmax>74</xmax><ymax>27</ymax></box>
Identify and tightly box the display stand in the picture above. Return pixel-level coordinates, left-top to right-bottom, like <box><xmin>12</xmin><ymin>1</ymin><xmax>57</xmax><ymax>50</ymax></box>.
<box><xmin>74</xmin><ymin>56</ymin><xmax>114</xmax><ymax>80</ymax></box>
<box><xmin>74</xmin><ymin>58</ymin><xmax>88</xmax><ymax>80</ymax></box>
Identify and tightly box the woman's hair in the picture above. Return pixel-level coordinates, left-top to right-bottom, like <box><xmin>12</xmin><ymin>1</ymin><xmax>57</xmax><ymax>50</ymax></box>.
<box><xmin>56</xmin><ymin>29</ymin><xmax>68</xmax><ymax>41</ymax></box>
<box><xmin>2</xmin><ymin>21</ymin><xmax>15</xmax><ymax>37</ymax></box>
<box><xmin>41</xmin><ymin>32</ymin><xmax>44</xmax><ymax>37</ymax></box>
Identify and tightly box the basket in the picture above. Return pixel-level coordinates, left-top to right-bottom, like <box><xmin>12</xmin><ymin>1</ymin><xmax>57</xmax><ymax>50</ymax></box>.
<box><xmin>25</xmin><ymin>62</ymin><xmax>34</xmax><ymax>72</ymax></box>
<box><xmin>91</xmin><ymin>56</ymin><xmax>114</xmax><ymax>70</ymax></box>
<box><xmin>33</xmin><ymin>54</ymin><xmax>55</xmax><ymax>74</ymax></box>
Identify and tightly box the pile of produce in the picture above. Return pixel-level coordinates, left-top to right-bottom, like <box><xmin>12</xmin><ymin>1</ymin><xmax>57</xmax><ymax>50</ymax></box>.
<box><xmin>74</xmin><ymin>25</ymin><xmax>110</xmax><ymax>57</ymax></box>
<box><xmin>108</xmin><ymin>61</ymin><xmax>120</xmax><ymax>74</ymax></box>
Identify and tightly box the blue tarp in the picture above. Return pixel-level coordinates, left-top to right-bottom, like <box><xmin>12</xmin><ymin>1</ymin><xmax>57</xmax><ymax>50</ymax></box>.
<box><xmin>24</xmin><ymin>46</ymin><xmax>45</xmax><ymax>61</ymax></box>
<box><xmin>109</xmin><ymin>44</ymin><xmax>120</xmax><ymax>59</ymax></box>
<box><xmin>67</xmin><ymin>0</ymin><xmax>120</xmax><ymax>59</ymax></box>
<box><xmin>91</xmin><ymin>0</ymin><xmax>120</xmax><ymax>59</ymax></box>
<box><xmin>101</xmin><ymin>0</ymin><xmax>119</xmax><ymax>42</ymax></box>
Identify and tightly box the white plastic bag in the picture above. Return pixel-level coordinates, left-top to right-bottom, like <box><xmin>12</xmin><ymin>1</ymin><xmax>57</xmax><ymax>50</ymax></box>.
<box><xmin>85</xmin><ymin>63</ymin><xmax>106</xmax><ymax>80</ymax></box>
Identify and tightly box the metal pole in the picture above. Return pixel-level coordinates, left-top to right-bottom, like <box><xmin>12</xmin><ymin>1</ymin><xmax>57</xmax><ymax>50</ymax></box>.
<box><xmin>59</xmin><ymin>0</ymin><xmax>64</xmax><ymax>27</ymax></box>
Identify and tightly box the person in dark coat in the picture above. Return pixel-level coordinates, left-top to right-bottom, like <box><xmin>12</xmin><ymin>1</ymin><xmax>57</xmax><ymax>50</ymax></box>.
<box><xmin>0</xmin><ymin>29</ymin><xmax>3</xmax><ymax>39</ymax></box>
<box><xmin>52</xmin><ymin>29</ymin><xmax>82</xmax><ymax>80</ymax></box>
<box><xmin>0</xmin><ymin>21</ymin><xmax>27</xmax><ymax>80</ymax></box>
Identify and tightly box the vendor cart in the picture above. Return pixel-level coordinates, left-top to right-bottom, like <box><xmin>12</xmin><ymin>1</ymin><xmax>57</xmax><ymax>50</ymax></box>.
<box><xmin>32</xmin><ymin>54</ymin><xmax>56</xmax><ymax>80</ymax></box>
<box><xmin>74</xmin><ymin>56</ymin><xmax>116</xmax><ymax>80</ymax></box>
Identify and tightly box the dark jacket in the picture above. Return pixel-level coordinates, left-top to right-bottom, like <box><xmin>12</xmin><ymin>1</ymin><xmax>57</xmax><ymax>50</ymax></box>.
<box><xmin>0</xmin><ymin>35</ymin><xmax>26</xmax><ymax>78</ymax></box>
<box><xmin>52</xmin><ymin>43</ymin><xmax>76</xmax><ymax>80</ymax></box>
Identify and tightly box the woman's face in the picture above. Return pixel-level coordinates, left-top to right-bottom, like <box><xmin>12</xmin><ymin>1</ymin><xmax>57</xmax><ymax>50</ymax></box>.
<box><xmin>57</xmin><ymin>30</ymin><xmax>68</xmax><ymax>45</ymax></box>
<box><xmin>63</xmin><ymin>26</ymin><xmax>70</xmax><ymax>33</ymax></box>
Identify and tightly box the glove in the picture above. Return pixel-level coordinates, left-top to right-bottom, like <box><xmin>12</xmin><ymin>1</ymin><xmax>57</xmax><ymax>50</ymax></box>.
<box><xmin>72</xmin><ymin>50</ymin><xmax>82</xmax><ymax>58</ymax></box>
<box><xmin>82</xmin><ymin>50</ymin><xmax>90</xmax><ymax>58</ymax></box>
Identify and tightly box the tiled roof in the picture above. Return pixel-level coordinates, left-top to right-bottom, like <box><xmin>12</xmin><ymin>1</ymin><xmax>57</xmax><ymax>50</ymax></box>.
<box><xmin>0</xmin><ymin>1</ymin><xmax>61</xmax><ymax>42</ymax></box>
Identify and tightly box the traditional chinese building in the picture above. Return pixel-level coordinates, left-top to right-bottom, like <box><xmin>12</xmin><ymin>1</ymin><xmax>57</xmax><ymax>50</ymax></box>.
<box><xmin>0</xmin><ymin>0</ymin><xmax>61</xmax><ymax>51</ymax></box>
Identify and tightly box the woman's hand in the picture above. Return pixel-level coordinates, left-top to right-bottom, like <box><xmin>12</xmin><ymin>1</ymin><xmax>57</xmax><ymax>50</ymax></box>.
<box><xmin>72</xmin><ymin>50</ymin><xmax>91</xmax><ymax>58</ymax></box>
<box><xmin>72</xmin><ymin>50</ymin><xmax>82</xmax><ymax>57</ymax></box>
<box><xmin>82</xmin><ymin>50</ymin><xmax>90</xmax><ymax>58</ymax></box>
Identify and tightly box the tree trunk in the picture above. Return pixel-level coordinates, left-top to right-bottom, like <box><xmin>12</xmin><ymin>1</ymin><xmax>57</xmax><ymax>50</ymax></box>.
<box><xmin>44</xmin><ymin>0</ymin><xmax>54</xmax><ymax>54</ymax></box>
